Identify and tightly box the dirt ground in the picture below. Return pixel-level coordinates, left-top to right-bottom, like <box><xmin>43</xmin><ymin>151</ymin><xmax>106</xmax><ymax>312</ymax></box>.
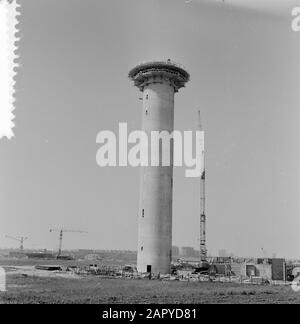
<box><xmin>1</xmin><ymin>274</ymin><xmax>299</xmax><ymax>304</ymax></box>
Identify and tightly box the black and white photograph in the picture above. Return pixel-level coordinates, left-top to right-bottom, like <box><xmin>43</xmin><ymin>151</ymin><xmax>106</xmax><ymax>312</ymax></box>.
<box><xmin>0</xmin><ymin>0</ymin><xmax>300</xmax><ymax>308</ymax></box>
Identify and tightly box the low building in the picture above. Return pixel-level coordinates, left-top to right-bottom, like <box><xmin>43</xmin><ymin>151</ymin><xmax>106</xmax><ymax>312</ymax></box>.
<box><xmin>172</xmin><ymin>246</ymin><xmax>180</xmax><ymax>257</ymax></box>
<box><xmin>180</xmin><ymin>247</ymin><xmax>198</xmax><ymax>258</ymax></box>
<box><xmin>241</xmin><ymin>259</ymin><xmax>286</xmax><ymax>281</ymax></box>
<box><xmin>26</xmin><ymin>252</ymin><xmax>55</xmax><ymax>259</ymax></box>
<box><xmin>9</xmin><ymin>251</ymin><xmax>27</xmax><ymax>259</ymax></box>
<box><xmin>84</xmin><ymin>254</ymin><xmax>102</xmax><ymax>261</ymax></box>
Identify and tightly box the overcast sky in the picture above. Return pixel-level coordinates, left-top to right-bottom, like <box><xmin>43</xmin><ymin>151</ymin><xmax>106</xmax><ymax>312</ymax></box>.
<box><xmin>0</xmin><ymin>0</ymin><xmax>300</xmax><ymax>258</ymax></box>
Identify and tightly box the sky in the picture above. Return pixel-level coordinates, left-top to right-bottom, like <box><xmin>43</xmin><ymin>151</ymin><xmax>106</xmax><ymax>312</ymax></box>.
<box><xmin>0</xmin><ymin>0</ymin><xmax>300</xmax><ymax>258</ymax></box>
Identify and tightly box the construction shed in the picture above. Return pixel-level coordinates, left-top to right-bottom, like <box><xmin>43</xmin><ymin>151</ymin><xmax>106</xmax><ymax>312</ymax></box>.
<box><xmin>241</xmin><ymin>259</ymin><xmax>286</xmax><ymax>281</ymax></box>
<box><xmin>271</xmin><ymin>259</ymin><xmax>285</xmax><ymax>280</ymax></box>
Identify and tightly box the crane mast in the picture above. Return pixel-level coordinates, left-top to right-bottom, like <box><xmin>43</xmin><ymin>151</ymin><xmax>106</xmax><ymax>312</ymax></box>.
<box><xmin>198</xmin><ymin>111</ymin><xmax>207</xmax><ymax>261</ymax></box>
<box><xmin>5</xmin><ymin>235</ymin><xmax>28</xmax><ymax>252</ymax></box>
<box><xmin>58</xmin><ymin>229</ymin><xmax>63</xmax><ymax>257</ymax></box>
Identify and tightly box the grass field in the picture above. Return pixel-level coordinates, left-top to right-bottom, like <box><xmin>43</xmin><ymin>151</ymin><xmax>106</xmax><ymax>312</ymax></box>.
<box><xmin>1</xmin><ymin>257</ymin><xmax>299</xmax><ymax>304</ymax></box>
<box><xmin>1</xmin><ymin>274</ymin><xmax>299</xmax><ymax>304</ymax></box>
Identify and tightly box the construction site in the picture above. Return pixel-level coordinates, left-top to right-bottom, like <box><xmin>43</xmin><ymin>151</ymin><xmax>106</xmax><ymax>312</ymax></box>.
<box><xmin>1</xmin><ymin>234</ymin><xmax>300</xmax><ymax>286</ymax></box>
<box><xmin>1</xmin><ymin>60</ymin><xmax>300</xmax><ymax>304</ymax></box>
<box><xmin>1</xmin><ymin>248</ymin><xmax>300</xmax><ymax>304</ymax></box>
<box><xmin>2</xmin><ymin>218</ymin><xmax>299</xmax><ymax>304</ymax></box>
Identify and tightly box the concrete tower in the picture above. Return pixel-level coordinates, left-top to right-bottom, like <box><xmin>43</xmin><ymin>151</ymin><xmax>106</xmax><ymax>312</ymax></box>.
<box><xmin>129</xmin><ymin>60</ymin><xmax>190</xmax><ymax>274</ymax></box>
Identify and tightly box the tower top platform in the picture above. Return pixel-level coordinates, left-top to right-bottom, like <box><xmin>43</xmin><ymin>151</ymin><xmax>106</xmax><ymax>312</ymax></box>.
<box><xmin>128</xmin><ymin>60</ymin><xmax>190</xmax><ymax>92</ymax></box>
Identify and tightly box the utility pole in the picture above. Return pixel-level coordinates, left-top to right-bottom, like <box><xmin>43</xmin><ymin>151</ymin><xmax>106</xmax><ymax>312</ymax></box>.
<box><xmin>198</xmin><ymin>111</ymin><xmax>207</xmax><ymax>261</ymax></box>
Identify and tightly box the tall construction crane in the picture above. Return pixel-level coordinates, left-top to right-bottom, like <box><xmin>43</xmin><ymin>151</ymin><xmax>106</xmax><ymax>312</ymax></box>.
<box><xmin>5</xmin><ymin>235</ymin><xmax>28</xmax><ymax>252</ymax></box>
<box><xmin>198</xmin><ymin>111</ymin><xmax>207</xmax><ymax>262</ymax></box>
<box><xmin>49</xmin><ymin>228</ymin><xmax>87</xmax><ymax>257</ymax></box>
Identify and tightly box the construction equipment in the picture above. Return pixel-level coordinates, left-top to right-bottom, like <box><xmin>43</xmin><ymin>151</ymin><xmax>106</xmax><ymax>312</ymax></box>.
<box><xmin>259</xmin><ymin>247</ymin><xmax>271</xmax><ymax>283</ymax></box>
<box><xmin>5</xmin><ymin>235</ymin><xmax>28</xmax><ymax>252</ymax></box>
<box><xmin>49</xmin><ymin>228</ymin><xmax>87</xmax><ymax>257</ymax></box>
<box><xmin>198</xmin><ymin>111</ymin><xmax>207</xmax><ymax>261</ymax></box>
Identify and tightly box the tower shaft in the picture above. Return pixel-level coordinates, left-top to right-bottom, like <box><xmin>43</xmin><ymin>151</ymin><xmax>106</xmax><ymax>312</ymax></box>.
<box><xmin>129</xmin><ymin>60</ymin><xmax>189</xmax><ymax>274</ymax></box>
<box><xmin>138</xmin><ymin>82</ymin><xmax>174</xmax><ymax>274</ymax></box>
